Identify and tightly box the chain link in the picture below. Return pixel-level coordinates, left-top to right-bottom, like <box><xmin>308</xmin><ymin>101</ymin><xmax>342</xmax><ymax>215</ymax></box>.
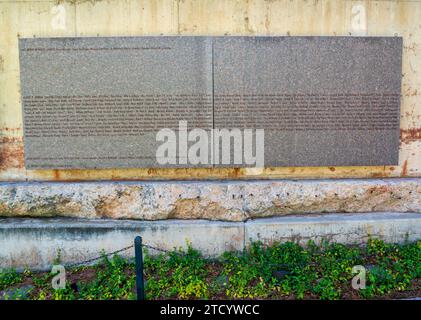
<box><xmin>65</xmin><ymin>244</ymin><xmax>134</xmax><ymax>268</ymax></box>
<box><xmin>64</xmin><ymin>241</ymin><xmax>184</xmax><ymax>268</ymax></box>
<box><xmin>142</xmin><ymin>243</ymin><xmax>175</xmax><ymax>254</ymax></box>
<box><xmin>142</xmin><ymin>243</ymin><xmax>187</xmax><ymax>256</ymax></box>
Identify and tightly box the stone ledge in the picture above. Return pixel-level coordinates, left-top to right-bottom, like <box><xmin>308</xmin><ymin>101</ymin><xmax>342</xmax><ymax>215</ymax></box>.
<box><xmin>0</xmin><ymin>212</ymin><xmax>420</xmax><ymax>270</ymax></box>
<box><xmin>1</xmin><ymin>178</ymin><xmax>421</xmax><ymax>221</ymax></box>
<box><xmin>245</xmin><ymin>212</ymin><xmax>421</xmax><ymax>246</ymax></box>
<box><xmin>0</xmin><ymin>218</ymin><xmax>244</xmax><ymax>270</ymax></box>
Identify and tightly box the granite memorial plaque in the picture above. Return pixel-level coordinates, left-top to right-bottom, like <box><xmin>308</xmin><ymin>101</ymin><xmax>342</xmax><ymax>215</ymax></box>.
<box><xmin>19</xmin><ymin>36</ymin><xmax>213</xmax><ymax>168</ymax></box>
<box><xmin>19</xmin><ymin>36</ymin><xmax>402</xmax><ymax>169</ymax></box>
<box><xmin>213</xmin><ymin>36</ymin><xmax>402</xmax><ymax>167</ymax></box>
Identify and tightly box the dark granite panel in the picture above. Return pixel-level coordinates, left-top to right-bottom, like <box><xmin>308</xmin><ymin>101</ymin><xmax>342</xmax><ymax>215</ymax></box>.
<box><xmin>213</xmin><ymin>36</ymin><xmax>402</xmax><ymax>167</ymax></box>
<box><xmin>19</xmin><ymin>36</ymin><xmax>402</xmax><ymax>168</ymax></box>
<box><xmin>19</xmin><ymin>36</ymin><xmax>213</xmax><ymax>168</ymax></box>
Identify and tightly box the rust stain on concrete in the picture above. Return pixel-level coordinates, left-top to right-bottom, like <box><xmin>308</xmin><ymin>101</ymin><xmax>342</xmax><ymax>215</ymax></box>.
<box><xmin>0</xmin><ymin>136</ymin><xmax>24</xmax><ymax>170</ymax></box>
<box><xmin>17</xmin><ymin>165</ymin><xmax>397</xmax><ymax>182</ymax></box>
<box><xmin>402</xmin><ymin>160</ymin><xmax>408</xmax><ymax>176</ymax></box>
<box><xmin>400</xmin><ymin>128</ymin><xmax>421</xmax><ymax>144</ymax></box>
<box><xmin>53</xmin><ymin>170</ymin><xmax>60</xmax><ymax>180</ymax></box>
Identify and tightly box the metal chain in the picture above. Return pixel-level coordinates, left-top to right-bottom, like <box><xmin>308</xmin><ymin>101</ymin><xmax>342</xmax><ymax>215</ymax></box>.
<box><xmin>65</xmin><ymin>244</ymin><xmax>134</xmax><ymax>268</ymax></box>
<box><xmin>64</xmin><ymin>242</ymin><xmax>185</xmax><ymax>268</ymax></box>
<box><xmin>142</xmin><ymin>243</ymin><xmax>186</xmax><ymax>256</ymax></box>
<box><xmin>142</xmin><ymin>243</ymin><xmax>179</xmax><ymax>255</ymax></box>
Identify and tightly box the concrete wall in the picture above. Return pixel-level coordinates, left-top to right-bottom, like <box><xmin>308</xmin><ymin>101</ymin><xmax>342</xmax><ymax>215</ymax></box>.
<box><xmin>1</xmin><ymin>0</ymin><xmax>421</xmax><ymax>182</ymax></box>
<box><xmin>2</xmin><ymin>213</ymin><xmax>420</xmax><ymax>270</ymax></box>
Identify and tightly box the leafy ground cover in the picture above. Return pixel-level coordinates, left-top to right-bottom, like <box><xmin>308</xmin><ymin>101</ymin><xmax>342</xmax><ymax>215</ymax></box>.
<box><xmin>0</xmin><ymin>239</ymin><xmax>419</xmax><ymax>300</ymax></box>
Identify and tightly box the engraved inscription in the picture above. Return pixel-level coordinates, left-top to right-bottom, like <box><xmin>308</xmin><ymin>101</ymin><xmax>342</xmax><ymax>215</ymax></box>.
<box><xmin>19</xmin><ymin>36</ymin><xmax>403</xmax><ymax>168</ymax></box>
<box><xmin>23</xmin><ymin>94</ymin><xmax>212</xmax><ymax>137</ymax></box>
<box><xmin>214</xmin><ymin>93</ymin><xmax>400</xmax><ymax>130</ymax></box>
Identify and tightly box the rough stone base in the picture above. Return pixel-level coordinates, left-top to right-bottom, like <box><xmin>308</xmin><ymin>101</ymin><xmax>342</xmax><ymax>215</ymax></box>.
<box><xmin>1</xmin><ymin>178</ymin><xmax>421</xmax><ymax>221</ymax></box>
<box><xmin>1</xmin><ymin>212</ymin><xmax>420</xmax><ymax>270</ymax></box>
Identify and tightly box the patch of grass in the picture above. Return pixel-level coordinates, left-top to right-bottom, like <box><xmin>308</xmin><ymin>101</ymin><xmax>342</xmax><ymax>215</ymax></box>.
<box><xmin>144</xmin><ymin>246</ymin><xmax>209</xmax><ymax>299</ymax></box>
<box><xmin>0</xmin><ymin>239</ymin><xmax>419</xmax><ymax>300</ymax></box>
<box><xmin>76</xmin><ymin>255</ymin><xmax>135</xmax><ymax>300</ymax></box>
<box><xmin>0</xmin><ymin>269</ymin><xmax>24</xmax><ymax>291</ymax></box>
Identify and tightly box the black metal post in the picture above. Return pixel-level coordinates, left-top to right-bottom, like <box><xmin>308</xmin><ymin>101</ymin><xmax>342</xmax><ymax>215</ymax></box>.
<box><xmin>134</xmin><ymin>236</ymin><xmax>145</xmax><ymax>300</ymax></box>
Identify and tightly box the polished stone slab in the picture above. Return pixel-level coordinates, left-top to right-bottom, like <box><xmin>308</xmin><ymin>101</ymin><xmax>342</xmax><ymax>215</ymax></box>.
<box><xmin>19</xmin><ymin>36</ymin><xmax>213</xmax><ymax>168</ymax></box>
<box><xmin>213</xmin><ymin>36</ymin><xmax>402</xmax><ymax>167</ymax></box>
<box><xmin>19</xmin><ymin>36</ymin><xmax>402</xmax><ymax>169</ymax></box>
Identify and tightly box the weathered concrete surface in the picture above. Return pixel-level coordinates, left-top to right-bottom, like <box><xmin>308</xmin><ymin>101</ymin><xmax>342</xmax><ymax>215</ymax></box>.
<box><xmin>0</xmin><ymin>218</ymin><xmax>244</xmax><ymax>270</ymax></box>
<box><xmin>245</xmin><ymin>212</ymin><xmax>421</xmax><ymax>246</ymax></box>
<box><xmin>1</xmin><ymin>212</ymin><xmax>420</xmax><ymax>270</ymax></box>
<box><xmin>0</xmin><ymin>179</ymin><xmax>421</xmax><ymax>221</ymax></box>
<box><xmin>1</xmin><ymin>0</ymin><xmax>421</xmax><ymax>181</ymax></box>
